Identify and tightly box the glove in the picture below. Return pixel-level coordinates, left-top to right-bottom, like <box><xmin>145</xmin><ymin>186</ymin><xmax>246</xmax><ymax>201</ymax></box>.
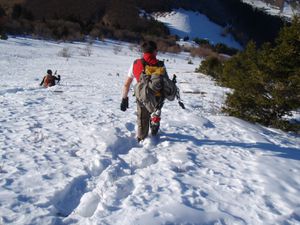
<box><xmin>120</xmin><ymin>97</ymin><xmax>129</xmax><ymax>111</ymax></box>
<box><xmin>172</xmin><ymin>74</ymin><xmax>177</xmax><ymax>84</ymax></box>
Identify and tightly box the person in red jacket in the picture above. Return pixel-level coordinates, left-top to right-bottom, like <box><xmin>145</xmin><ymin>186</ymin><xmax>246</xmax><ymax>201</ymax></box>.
<box><xmin>40</xmin><ymin>69</ymin><xmax>60</xmax><ymax>88</ymax></box>
<box><xmin>121</xmin><ymin>41</ymin><xmax>167</xmax><ymax>142</ymax></box>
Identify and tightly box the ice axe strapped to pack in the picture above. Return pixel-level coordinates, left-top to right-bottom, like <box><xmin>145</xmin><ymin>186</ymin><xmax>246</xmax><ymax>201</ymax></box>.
<box><xmin>152</xmin><ymin>74</ymin><xmax>185</xmax><ymax>111</ymax></box>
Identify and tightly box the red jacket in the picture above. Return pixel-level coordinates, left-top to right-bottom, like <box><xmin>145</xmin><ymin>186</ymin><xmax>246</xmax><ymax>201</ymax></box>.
<box><xmin>133</xmin><ymin>53</ymin><xmax>158</xmax><ymax>82</ymax></box>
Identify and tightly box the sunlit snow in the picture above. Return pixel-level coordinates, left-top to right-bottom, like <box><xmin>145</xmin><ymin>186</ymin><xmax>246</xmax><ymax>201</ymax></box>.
<box><xmin>153</xmin><ymin>9</ymin><xmax>243</xmax><ymax>49</ymax></box>
<box><xmin>0</xmin><ymin>37</ymin><xmax>299</xmax><ymax>225</ymax></box>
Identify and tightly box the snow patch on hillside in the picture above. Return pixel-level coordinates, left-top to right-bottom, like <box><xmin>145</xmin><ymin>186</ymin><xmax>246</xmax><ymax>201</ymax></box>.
<box><xmin>153</xmin><ymin>9</ymin><xmax>242</xmax><ymax>49</ymax></box>
<box><xmin>242</xmin><ymin>0</ymin><xmax>300</xmax><ymax>19</ymax></box>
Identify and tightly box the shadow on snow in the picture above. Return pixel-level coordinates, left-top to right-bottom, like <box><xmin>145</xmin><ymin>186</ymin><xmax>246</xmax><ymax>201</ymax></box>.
<box><xmin>160</xmin><ymin>132</ymin><xmax>300</xmax><ymax>161</ymax></box>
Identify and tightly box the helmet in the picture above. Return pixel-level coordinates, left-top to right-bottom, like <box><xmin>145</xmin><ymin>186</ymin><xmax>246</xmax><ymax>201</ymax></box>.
<box><xmin>47</xmin><ymin>69</ymin><xmax>52</xmax><ymax>75</ymax></box>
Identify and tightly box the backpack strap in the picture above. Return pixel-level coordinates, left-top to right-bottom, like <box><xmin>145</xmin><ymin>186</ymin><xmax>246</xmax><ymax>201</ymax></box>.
<box><xmin>140</xmin><ymin>58</ymin><xmax>147</xmax><ymax>74</ymax></box>
<box><xmin>156</xmin><ymin>60</ymin><xmax>164</xmax><ymax>67</ymax></box>
<box><xmin>141</xmin><ymin>58</ymin><xmax>164</xmax><ymax>68</ymax></box>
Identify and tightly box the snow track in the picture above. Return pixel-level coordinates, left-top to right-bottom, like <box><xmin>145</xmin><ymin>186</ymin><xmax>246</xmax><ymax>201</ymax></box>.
<box><xmin>0</xmin><ymin>37</ymin><xmax>299</xmax><ymax>225</ymax></box>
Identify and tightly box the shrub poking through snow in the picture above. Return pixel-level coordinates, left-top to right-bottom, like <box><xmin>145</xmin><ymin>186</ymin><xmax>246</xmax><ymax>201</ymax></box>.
<box><xmin>195</xmin><ymin>56</ymin><xmax>223</xmax><ymax>80</ymax></box>
<box><xmin>80</xmin><ymin>44</ymin><xmax>92</xmax><ymax>57</ymax></box>
<box><xmin>58</xmin><ymin>47</ymin><xmax>71</xmax><ymax>58</ymax></box>
<box><xmin>0</xmin><ymin>33</ymin><xmax>8</xmax><ymax>40</ymax></box>
<box><xmin>113</xmin><ymin>45</ymin><xmax>122</xmax><ymax>55</ymax></box>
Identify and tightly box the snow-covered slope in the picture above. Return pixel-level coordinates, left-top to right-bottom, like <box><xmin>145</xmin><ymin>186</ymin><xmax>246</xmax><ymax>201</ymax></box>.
<box><xmin>0</xmin><ymin>37</ymin><xmax>300</xmax><ymax>225</ymax></box>
<box><xmin>242</xmin><ymin>0</ymin><xmax>300</xmax><ymax>19</ymax></box>
<box><xmin>153</xmin><ymin>9</ymin><xmax>242</xmax><ymax>49</ymax></box>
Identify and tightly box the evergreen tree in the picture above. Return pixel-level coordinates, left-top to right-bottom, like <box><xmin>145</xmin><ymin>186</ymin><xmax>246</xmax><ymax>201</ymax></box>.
<box><xmin>0</xmin><ymin>4</ymin><xmax>7</xmax><ymax>39</ymax></box>
<box><xmin>263</xmin><ymin>16</ymin><xmax>300</xmax><ymax>128</ymax></box>
<box><xmin>222</xmin><ymin>41</ymin><xmax>268</xmax><ymax>123</ymax></box>
<box><xmin>222</xmin><ymin>17</ymin><xmax>300</xmax><ymax>131</ymax></box>
<box><xmin>196</xmin><ymin>56</ymin><xmax>223</xmax><ymax>80</ymax></box>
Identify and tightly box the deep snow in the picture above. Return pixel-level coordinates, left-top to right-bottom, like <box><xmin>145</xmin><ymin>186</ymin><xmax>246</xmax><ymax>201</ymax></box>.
<box><xmin>0</xmin><ymin>37</ymin><xmax>300</xmax><ymax>225</ymax></box>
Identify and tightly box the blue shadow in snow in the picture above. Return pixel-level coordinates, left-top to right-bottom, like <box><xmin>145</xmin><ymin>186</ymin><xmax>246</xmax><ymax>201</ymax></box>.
<box><xmin>160</xmin><ymin>132</ymin><xmax>300</xmax><ymax>161</ymax></box>
<box><xmin>53</xmin><ymin>175</ymin><xmax>89</xmax><ymax>217</ymax></box>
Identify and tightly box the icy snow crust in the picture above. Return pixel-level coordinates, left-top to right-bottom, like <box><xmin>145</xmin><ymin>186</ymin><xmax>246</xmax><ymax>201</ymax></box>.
<box><xmin>0</xmin><ymin>37</ymin><xmax>300</xmax><ymax>225</ymax></box>
<box><xmin>153</xmin><ymin>9</ymin><xmax>242</xmax><ymax>49</ymax></box>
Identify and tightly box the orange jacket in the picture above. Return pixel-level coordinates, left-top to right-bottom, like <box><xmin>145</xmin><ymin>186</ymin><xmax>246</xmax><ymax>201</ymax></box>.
<box><xmin>40</xmin><ymin>74</ymin><xmax>60</xmax><ymax>88</ymax></box>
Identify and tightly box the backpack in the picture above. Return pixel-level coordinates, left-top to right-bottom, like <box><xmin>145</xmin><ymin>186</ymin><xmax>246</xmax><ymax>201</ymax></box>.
<box><xmin>134</xmin><ymin>59</ymin><xmax>177</xmax><ymax>112</ymax></box>
<box><xmin>44</xmin><ymin>75</ymin><xmax>56</xmax><ymax>87</ymax></box>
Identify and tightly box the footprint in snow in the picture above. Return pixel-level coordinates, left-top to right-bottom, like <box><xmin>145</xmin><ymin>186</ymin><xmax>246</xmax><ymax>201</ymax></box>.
<box><xmin>125</xmin><ymin>122</ymin><xmax>135</xmax><ymax>132</ymax></box>
<box><xmin>101</xmin><ymin>177</ymin><xmax>135</xmax><ymax>209</ymax></box>
<box><xmin>54</xmin><ymin>175</ymin><xmax>89</xmax><ymax>217</ymax></box>
<box><xmin>75</xmin><ymin>191</ymin><xmax>100</xmax><ymax>217</ymax></box>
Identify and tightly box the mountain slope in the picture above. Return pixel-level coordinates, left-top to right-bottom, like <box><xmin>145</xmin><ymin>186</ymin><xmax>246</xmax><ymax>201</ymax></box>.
<box><xmin>0</xmin><ymin>37</ymin><xmax>299</xmax><ymax>225</ymax></box>
<box><xmin>242</xmin><ymin>0</ymin><xmax>300</xmax><ymax>19</ymax></box>
<box><xmin>153</xmin><ymin>9</ymin><xmax>242</xmax><ymax>49</ymax></box>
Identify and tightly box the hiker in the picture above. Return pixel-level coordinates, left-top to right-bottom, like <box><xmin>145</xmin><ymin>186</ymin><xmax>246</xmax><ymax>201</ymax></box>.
<box><xmin>40</xmin><ymin>69</ymin><xmax>60</xmax><ymax>88</ymax></box>
<box><xmin>120</xmin><ymin>41</ymin><xmax>177</xmax><ymax>142</ymax></box>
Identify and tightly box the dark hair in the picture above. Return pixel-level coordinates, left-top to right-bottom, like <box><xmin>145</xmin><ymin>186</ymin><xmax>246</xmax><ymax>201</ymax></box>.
<box><xmin>47</xmin><ymin>69</ymin><xmax>52</xmax><ymax>75</ymax></box>
<box><xmin>141</xmin><ymin>41</ymin><xmax>157</xmax><ymax>53</ymax></box>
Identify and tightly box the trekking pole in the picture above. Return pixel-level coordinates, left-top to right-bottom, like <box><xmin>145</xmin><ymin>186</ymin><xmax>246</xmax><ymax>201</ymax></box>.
<box><xmin>54</xmin><ymin>70</ymin><xmax>61</xmax><ymax>85</ymax></box>
<box><xmin>176</xmin><ymin>88</ymin><xmax>185</xmax><ymax>109</ymax></box>
<box><xmin>57</xmin><ymin>75</ymin><xmax>61</xmax><ymax>84</ymax></box>
<box><xmin>172</xmin><ymin>74</ymin><xmax>185</xmax><ymax>109</ymax></box>
<box><xmin>172</xmin><ymin>74</ymin><xmax>177</xmax><ymax>84</ymax></box>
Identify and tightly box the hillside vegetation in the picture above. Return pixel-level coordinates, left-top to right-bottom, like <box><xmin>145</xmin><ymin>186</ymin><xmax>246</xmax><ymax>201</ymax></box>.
<box><xmin>0</xmin><ymin>0</ymin><xmax>178</xmax><ymax>51</ymax></box>
<box><xmin>197</xmin><ymin>17</ymin><xmax>300</xmax><ymax>133</ymax></box>
<box><xmin>0</xmin><ymin>0</ymin><xmax>285</xmax><ymax>47</ymax></box>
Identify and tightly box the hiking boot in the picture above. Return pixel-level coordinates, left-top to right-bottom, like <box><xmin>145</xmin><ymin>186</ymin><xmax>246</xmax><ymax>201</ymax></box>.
<box><xmin>150</xmin><ymin>123</ymin><xmax>160</xmax><ymax>135</ymax></box>
<box><xmin>150</xmin><ymin>110</ymin><xmax>161</xmax><ymax>136</ymax></box>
